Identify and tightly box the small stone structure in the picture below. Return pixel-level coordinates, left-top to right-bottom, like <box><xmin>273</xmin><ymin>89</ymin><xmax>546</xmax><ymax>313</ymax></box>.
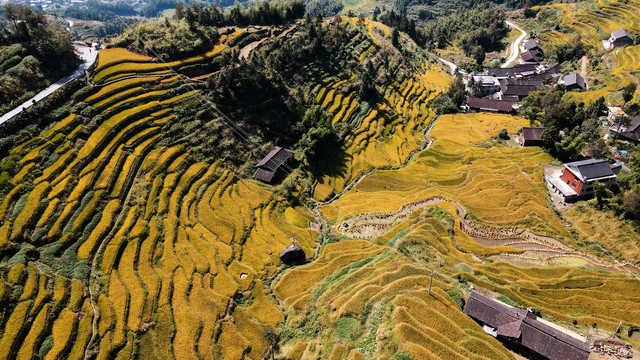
<box><xmin>279</xmin><ymin>243</ymin><xmax>306</xmax><ymax>265</ymax></box>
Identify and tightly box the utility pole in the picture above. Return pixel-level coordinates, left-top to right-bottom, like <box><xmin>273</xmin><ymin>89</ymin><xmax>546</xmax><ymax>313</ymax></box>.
<box><xmin>612</xmin><ymin>321</ymin><xmax>623</xmax><ymax>338</ymax></box>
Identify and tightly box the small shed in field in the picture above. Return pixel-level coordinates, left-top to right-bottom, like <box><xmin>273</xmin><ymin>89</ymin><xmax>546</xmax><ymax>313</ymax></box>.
<box><xmin>253</xmin><ymin>146</ymin><xmax>294</xmax><ymax>183</ymax></box>
<box><xmin>519</xmin><ymin>127</ymin><xmax>545</xmax><ymax>147</ymax></box>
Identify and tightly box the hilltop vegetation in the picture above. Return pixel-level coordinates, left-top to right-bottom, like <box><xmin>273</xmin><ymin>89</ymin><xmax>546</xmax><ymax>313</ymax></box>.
<box><xmin>0</xmin><ymin>4</ymin><xmax>78</xmax><ymax>115</ymax></box>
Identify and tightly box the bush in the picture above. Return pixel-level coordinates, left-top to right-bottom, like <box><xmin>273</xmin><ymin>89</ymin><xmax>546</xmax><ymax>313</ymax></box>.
<box><xmin>497</xmin><ymin>294</ymin><xmax>519</xmax><ymax>307</ymax></box>
<box><xmin>38</xmin><ymin>335</ymin><xmax>54</xmax><ymax>358</ymax></box>
<box><xmin>446</xmin><ymin>289</ymin><xmax>464</xmax><ymax>309</ymax></box>
<box><xmin>429</xmin><ymin>93</ymin><xmax>457</xmax><ymax>115</ymax></box>
<box><xmin>498</xmin><ymin>129</ymin><xmax>509</xmax><ymax>140</ymax></box>
<box><xmin>333</xmin><ymin>316</ymin><xmax>359</xmax><ymax>340</ymax></box>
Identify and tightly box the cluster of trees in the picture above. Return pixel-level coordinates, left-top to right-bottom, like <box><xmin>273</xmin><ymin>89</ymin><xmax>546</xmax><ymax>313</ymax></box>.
<box><xmin>521</xmin><ymin>88</ymin><xmax>608</xmax><ymax>161</ymax></box>
<box><xmin>114</xmin><ymin>18</ymin><xmax>220</xmax><ymax>60</ymax></box>
<box><xmin>139</xmin><ymin>0</ymin><xmax>177</xmax><ymax>18</ymax></box>
<box><xmin>164</xmin><ymin>15</ymin><xmax>414</xmax><ymax>179</ymax></box>
<box><xmin>174</xmin><ymin>0</ymin><xmax>305</xmax><ymax>28</ymax></box>
<box><xmin>378</xmin><ymin>6</ymin><xmax>507</xmax><ymax>66</ymax></box>
<box><xmin>387</xmin><ymin>0</ymin><xmax>554</xmax><ymax>25</ymax></box>
<box><xmin>64</xmin><ymin>0</ymin><xmax>135</xmax><ymax>21</ymax></box>
<box><xmin>0</xmin><ymin>4</ymin><xmax>77</xmax><ymax>115</ymax></box>
<box><xmin>424</xmin><ymin>6</ymin><xmax>508</xmax><ymax>54</ymax></box>
<box><xmin>548</xmin><ymin>36</ymin><xmax>587</xmax><ymax>63</ymax></box>
<box><xmin>305</xmin><ymin>0</ymin><xmax>344</xmax><ymax>16</ymax></box>
<box><xmin>378</xmin><ymin>11</ymin><xmax>422</xmax><ymax>45</ymax></box>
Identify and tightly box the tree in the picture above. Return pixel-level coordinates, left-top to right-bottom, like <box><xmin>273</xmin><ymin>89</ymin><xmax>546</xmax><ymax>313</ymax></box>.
<box><xmin>541</xmin><ymin>126</ymin><xmax>560</xmax><ymax>152</ymax></box>
<box><xmin>623</xmin><ymin>188</ymin><xmax>640</xmax><ymax>219</ymax></box>
<box><xmin>593</xmin><ymin>182</ymin><xmax>613</xmax><ymax>209</ymax></box>
<box><xmin>447</xmin><ymin>74</ymin><xmax>466</xmax><ymax>108</ymax></box>
<box><xmin>622</xmin><ymin>83</ymin><xmax>637</xmax><ymax>103</ymax></box>
<box><xmin>555</xmin><ymin>127</ymin><xmax>584</xmax><ymax>161</ymax></box>
<box><xmin>472</xmin><ymin>45</ymin><xmax>485</xmax><ymax>66</ymax></box>
<box><xmin>391</xmin><ymin>28</ymin><xmax>400</xmax><ymax>48</ymax></box>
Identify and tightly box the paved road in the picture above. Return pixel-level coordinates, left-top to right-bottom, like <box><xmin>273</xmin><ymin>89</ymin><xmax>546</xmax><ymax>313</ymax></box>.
<box><xmin>0</xmin><ymin>45</ymin><xmax>98</xmax><ymax>125</ymax></box>
<box><xmin>501</xmin><ymin>20</ymin><xmax>527</xmax><ymax>68</ymax></box>
<box><xmin>438</xmin><ymin>57</ymin><xmax>457</xmax><ymax>76</ymax></box>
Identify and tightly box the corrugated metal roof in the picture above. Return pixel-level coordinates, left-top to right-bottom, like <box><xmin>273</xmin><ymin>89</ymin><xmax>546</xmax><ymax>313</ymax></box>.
<box><xmin>524</xmin><ymin>39</ymin><xmax>542</xmax><ymax>51</ymax></box>
<box><xmin>253</xmin><ymin>168</ymin><xmax>275</xmax><ymax>183</ymax></box>
<box><xmin>521</xmin><ymin>127</ymin><xmax>546</xmax><ymax>141</ymax></box>
<box><xmin>611</xmin><ymin>28</ymin><xmax>632</xmax><ymax>40</ymax></box>
<box><xmin>255</xmin><ymin>147</ymin><xmax>294</xmax><ymax>172</ymax></box>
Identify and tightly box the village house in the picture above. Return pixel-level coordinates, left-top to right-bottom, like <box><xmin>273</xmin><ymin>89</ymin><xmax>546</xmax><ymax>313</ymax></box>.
<box><xmin>464</xmin><ymin>292</ymin><xmax>590</xmax><ymax>360</ymax></box>
<box><xmin>485</xmin><ymin>67</ymin><xmax>514</xmax><ymax>79</ymax></box>
<box><xmin>499</xmin><ymin>83</ymin><xmax>540</xmax><ymax>101</ymax></box>
<box><xmin>523</xmin><ymin>39</ymin><xmax>544</xmax><ymax>54</ymax></box>
<box><xmin>521</xmin><ymin>49</ymin><xmax>544</xmax><ymax>64</ymax></box>
<box><xmin>253</xmin><ymin>146</ymin><xmax>294</xmax><ymax>183</ymax></box>
<box><xmin>518</xmin><ymin>127</ymin><xmax>545</xmax><ymax>147</ymax></box>
<box><xmin>608</xmin><ymin>28</ymin><xmax>634</xmax><ymax>48</ymax></box>
<box><xmin>617</xmin><ymin>115</ymin><xmax>640</xmax><ymax>143</ymax></box>
<box><xmin>607</xmin><ymin>106</ymin><xmax>627</xmax><ymax>124</ymax></box>
<box><xmin>607</xmin><ymin>106</ymin><xmax>628</xmax><ymax>124</ymax></box>
<box><xmin>470</xmin><ymin>75</ymin><xmax>501</xmax><ymax>96</ymax></box>
<box><xmin>561</xmin><ymin>73</ymin><xmax>586</xmax><ymax>91</ymax></box>
<box><xmin>546</xmin><ymin>159</ymin><xmax>617</xmax><ymax>201</ymax></box>
<box><xmin>467</xmin><ymin>97</ymin><xmax>514</xmax><ymax>113</ymax></box>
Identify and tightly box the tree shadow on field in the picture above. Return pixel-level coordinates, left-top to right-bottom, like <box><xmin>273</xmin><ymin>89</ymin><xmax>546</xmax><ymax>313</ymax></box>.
<box><xmin>311</xmin><ymin>146</ymin><xmax>349</xmax><ymax>185</ymax></box>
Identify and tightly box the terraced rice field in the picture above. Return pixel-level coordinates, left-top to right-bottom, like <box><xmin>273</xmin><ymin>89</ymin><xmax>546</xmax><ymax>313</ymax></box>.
<box><xmin>532</xmin><ymin>0</ymin><xmax>640</xmax><ymax>104</ymax></box>
<box><xmin>313</xmin><ymin>17</ymin><xmax>451</xmax><ymax>201</ymax></box>
<box><xmin>0</xmin><ymin>39</ymin><xmax>319</xmax><ymax>359</ymax></box>
<box><xmin>295</xmin><ymin>112</ymin><xmax>640</xmax><ymax>357</ymax></box>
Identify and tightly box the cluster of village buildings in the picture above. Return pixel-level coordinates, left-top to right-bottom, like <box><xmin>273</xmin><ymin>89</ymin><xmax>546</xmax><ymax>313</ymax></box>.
<box><xmin>464</xmin><ymin>38</ymin><xmax>586</xmax><ymax>114</ymax></box>
<box><xmin>454</xmin><ymin>28</ymin><xmax>638</xmax><ymax>203</ymax></box>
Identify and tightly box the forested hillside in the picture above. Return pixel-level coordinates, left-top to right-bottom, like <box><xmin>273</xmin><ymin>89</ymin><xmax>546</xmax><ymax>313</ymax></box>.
<box><xmin>0</xmin><ymin>4</ymin><xmax>78</xmax><ymax>115</ymax></box>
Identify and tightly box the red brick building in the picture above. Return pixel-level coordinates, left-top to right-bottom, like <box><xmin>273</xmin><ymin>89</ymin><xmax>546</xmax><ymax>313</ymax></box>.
<box><xmin>548</xmin><ymin>159</ymin><xmax>617</xmax><ymax>201</ymax></box>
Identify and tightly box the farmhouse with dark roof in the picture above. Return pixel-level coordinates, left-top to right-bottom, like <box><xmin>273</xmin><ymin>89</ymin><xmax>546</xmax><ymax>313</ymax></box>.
<box><xmin>253</xmin><ymin>147</ymin><xmax>294</xmax><ymax>183</ymax></box>
<box><xmin>618</xmin><ymin>115</ymin><xmax>640</xmax><ymax>143</ymax></box>
<box><xmin>467</xmin><ymin>97</ymin><xmax>514</xmax><ymax>113</ymax></box>
<box><xmin>518</xmin><ymin>127</ymin><xmax>545</xmax><ymax>147</ymax></box>
<box><xmin>562</xmin><ymin>73</ymin><xmax>586</xmax><ymax>91</ymax></box>
<box><xmin>523</xmin><ymin>39</ymin><xmax>543</xmax><ymax>54</ymax></box>
<box><xmin>464</xmin><ymin>291</ymin><xmax>590</xmax><ymax>360</ymax></box>
<box><xmin>608</xmin><ymin>28</ymin><xmax>633</xmax><ymax>48</ymax></box>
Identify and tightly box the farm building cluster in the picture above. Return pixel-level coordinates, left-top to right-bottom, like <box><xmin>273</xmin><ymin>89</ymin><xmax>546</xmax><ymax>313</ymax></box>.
<box><xmin>464</xmin><ymin>38</ymin><xmax>587</xmax><ymax>114</ymax></box>
<box><xmin>464</xmin><ymin>292</ymin><xmax>591</xmax><ymax>360</ymax></box>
